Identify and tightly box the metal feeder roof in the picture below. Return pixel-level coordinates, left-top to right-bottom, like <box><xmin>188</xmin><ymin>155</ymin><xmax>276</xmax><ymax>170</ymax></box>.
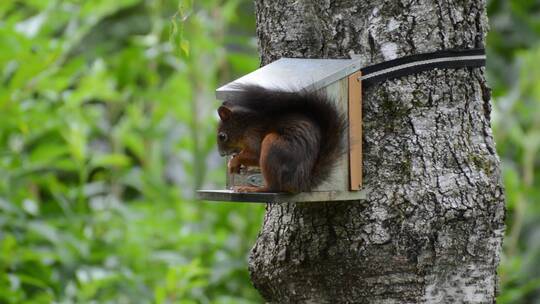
<box><xmin>216</xmin><ymin>58</ymin><xmax>362</xmax><ymax>100</ymax></box>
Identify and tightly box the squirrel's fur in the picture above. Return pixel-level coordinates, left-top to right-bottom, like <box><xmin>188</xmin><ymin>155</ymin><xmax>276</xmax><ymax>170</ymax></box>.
<box><xmin>217</xmin><ymin>84</ymin><xmax>347</xmax><ymax>193</ymax></box>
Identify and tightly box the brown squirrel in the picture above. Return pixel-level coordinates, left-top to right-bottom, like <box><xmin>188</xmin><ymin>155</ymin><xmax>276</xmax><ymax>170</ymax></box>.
<box><xmin>216</xmin><ymin>84</ymin><xmax>347</xmax><ymax>193</ymax></box>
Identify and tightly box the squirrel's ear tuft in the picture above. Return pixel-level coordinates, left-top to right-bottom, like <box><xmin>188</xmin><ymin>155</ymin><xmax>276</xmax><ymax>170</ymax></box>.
<box><xmin>218</xmin><ymin>106</ymin><xmax>232</xmax><ymax>121</ymax></box>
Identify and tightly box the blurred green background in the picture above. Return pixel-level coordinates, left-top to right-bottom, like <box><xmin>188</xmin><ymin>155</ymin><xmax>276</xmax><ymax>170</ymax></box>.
<box><xmin>0</xmin><ymin>0</ymin><xmax>538</xmax><ymax>303</ymax></box>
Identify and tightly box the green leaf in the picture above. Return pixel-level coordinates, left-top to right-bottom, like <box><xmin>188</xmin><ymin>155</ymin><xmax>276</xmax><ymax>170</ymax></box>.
<box><xmin>91</xmin><ymin>153</ymin><xmax>131</xmax><ymax>168</ymax></box>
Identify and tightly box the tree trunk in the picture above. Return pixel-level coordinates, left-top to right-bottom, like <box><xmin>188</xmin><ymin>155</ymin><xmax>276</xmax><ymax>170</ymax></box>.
<box><xmin>248</xmin><ymin>0</ymin><xmax>506</xmax><ymax>303</ymax></box>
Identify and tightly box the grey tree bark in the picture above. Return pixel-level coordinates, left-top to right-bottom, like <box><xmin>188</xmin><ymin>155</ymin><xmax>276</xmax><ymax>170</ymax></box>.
<box><xmin>248</xmin><ymin>0</ymin><xmax>506</xmax><ymax>303</ymax></box>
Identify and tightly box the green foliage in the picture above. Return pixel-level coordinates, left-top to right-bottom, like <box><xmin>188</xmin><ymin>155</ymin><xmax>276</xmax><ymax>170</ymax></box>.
<box><xmin>0</xmin><ymin>0</ymin><xmax>262</xmax><ymax>302</ymax></box>
<box><xmin>488</xmin><ymin>0</ymin><xmax>540</xmax><ymax>302</ymax></box>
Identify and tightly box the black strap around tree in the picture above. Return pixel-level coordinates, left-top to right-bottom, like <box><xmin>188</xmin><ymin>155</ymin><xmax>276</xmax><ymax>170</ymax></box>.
<box><xmin>359</xmin><ymin>48</ymin><xmax>486</xmax><ymax>87</ymax></box>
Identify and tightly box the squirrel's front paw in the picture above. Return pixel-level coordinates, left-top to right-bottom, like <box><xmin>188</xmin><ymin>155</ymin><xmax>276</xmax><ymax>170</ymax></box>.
<box><xmin>228</xmin><ymin>157</ymin><xmax>242</xmax><ymax>174</ymax></box>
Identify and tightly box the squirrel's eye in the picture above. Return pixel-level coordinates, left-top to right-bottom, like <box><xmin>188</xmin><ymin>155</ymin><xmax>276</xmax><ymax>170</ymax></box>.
<box><xmin>218</xmin><ymin>132</ymin><xmax>228</xmax><ymax>142</ymax></box>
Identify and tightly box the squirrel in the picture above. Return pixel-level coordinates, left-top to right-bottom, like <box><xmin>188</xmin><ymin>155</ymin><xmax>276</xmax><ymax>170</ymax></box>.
<box><xmin>216</xmin><ymin>84</ymin><xmax>347</xmax><ymax>193</ymax></box>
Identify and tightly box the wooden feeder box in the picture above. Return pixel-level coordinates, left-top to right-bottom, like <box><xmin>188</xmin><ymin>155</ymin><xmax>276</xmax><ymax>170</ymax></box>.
<box><xmin>197</xmin><ymin>58</ymin><xmax>366</xmax><ymax>203</ymax></box>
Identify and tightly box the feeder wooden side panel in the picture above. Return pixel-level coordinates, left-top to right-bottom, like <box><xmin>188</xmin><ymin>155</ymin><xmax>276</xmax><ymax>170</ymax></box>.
<box><xmin>313</xmin><ymin>78</ymin><xmax>349</xmax><ymax>192</ymax></box>
<box><xmin>348</xmin><ymin>71</ymin><xmax>363</xmax><ymax>190</ymax></box>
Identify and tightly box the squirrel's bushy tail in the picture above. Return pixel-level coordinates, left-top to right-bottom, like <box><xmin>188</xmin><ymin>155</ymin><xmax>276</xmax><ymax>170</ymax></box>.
<box><xmin>225</xmin><ymin>84</ymin><xmax>348</xmax><ymax>190</ymax></box>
